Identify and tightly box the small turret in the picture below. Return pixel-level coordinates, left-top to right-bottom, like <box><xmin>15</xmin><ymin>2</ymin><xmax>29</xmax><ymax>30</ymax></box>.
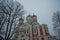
<box><xmin>19</xmin><ymin>17</ymin><xmax>24</xmax><ymax>24</ymax></box>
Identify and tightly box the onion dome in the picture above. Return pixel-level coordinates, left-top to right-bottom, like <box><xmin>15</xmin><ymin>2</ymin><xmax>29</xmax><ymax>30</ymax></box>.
<box><xmin>27</xmin><ymin>14</ymin><xmax>31</xmax><ymax>17</ymax></box>
<box><xmin>19</xmin><ymin>17</ymin><xmax>24</xmax><ymax>21</ymax></box>
<box><xmin>32</xmin><ymin>14</ymin><xmax>37</xmax><ymax>17</ymax></box>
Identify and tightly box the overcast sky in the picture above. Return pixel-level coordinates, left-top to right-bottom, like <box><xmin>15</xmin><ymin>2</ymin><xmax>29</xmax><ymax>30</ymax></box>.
<box><xmin>17</xmin><ymin>0</ymin><xmax>60</xmax><ymax>35</ymax></box>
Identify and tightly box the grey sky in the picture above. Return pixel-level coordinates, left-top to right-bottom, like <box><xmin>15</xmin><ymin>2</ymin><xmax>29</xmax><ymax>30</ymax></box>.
<box><xmin>17</xmin><ymin>0</ymin><xmax>60</xmax><ymax>35</ymax></box>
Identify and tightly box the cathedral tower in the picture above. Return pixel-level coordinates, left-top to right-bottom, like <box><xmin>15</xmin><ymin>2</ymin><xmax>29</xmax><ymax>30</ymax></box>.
<box><xmin>26</xmin><ymin>14</ymin><xmax>32</xmax><ymax>24</ymax></box>
<box><xmin>32</xmin><ymin>14</ymin><xmax>37</xmax><ymax>22</ymax></box>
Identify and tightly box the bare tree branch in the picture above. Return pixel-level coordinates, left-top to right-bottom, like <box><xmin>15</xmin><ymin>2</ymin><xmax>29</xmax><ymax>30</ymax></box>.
<box><xmin>0</xmin><ymin>0</ymin><xmax>25</xmax><ymax>40</ymax></box>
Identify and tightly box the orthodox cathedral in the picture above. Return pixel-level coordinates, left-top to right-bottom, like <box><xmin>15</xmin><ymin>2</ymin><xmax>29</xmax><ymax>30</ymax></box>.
<box><xmin>13</xmin><ymin>14</ymin><xmax>57</xmax><ymax>40</ymax></box>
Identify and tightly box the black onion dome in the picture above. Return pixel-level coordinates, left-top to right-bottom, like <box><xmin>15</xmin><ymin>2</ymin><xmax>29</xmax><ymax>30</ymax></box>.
<box><xmin>19</xmin><ymin>17</ymin><xmax>24</xmax><ymax>21</ymax></box>
<box><xmin>27</xmin><ymin>14</ymin><xmax>31</xmax><ymax>17</ymax></box>
<box><xmin>32</xmin><ymin>14</ymin><xmax>37</xmax><ymax>17</ymax></box>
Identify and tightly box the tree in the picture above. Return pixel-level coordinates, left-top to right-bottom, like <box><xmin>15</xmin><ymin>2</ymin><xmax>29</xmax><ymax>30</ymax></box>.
<box><xmin>0</xmin><ymin>0</ymin><xmax>25</xmax><ymax>40</ymax></box>
<box><xmin>52</xmin><ymin>11</ymin><xmax>60</xmax><ymax>40</ymax></box>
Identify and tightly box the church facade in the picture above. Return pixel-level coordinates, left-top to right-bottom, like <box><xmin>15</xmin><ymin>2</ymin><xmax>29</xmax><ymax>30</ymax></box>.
<box><xmin>13</xmin><ymin>14</ymin><xmax>55</xmax><ymax>40</ymax></box>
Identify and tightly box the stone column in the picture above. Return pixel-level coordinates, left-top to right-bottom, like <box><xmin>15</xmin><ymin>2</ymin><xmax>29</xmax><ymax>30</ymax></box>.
<box><xmin>29</xmin><ymin>27</ymin><xmax>33</xmax><ymax>40</ymax></box>
<box><xmin>37</xmin><ymin>27</ymin><xmax>41</xmax><ymax>40</ymax></box>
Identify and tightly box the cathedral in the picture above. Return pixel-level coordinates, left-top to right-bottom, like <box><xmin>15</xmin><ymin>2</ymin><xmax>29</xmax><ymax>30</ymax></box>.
<box><xmin>13</xmin><ymin>14</ymin><xmax>56</xmax><ymax>40</ymax></box>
